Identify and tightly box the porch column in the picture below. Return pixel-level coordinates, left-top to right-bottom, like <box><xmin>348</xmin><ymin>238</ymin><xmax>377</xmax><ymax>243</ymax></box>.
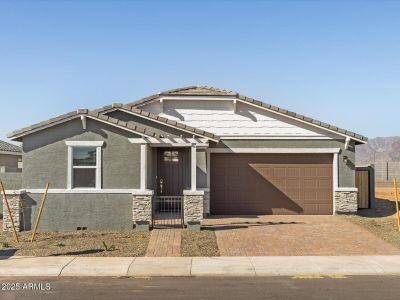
<box><xmin>140</xmin><ymin>143</ymin><xmax>148</xmax><ymax>190</ymax></box>
<box><xmin>191</xmin><ymin>144</ymin><xmax>196</xmax><ymax>191</ymax></box>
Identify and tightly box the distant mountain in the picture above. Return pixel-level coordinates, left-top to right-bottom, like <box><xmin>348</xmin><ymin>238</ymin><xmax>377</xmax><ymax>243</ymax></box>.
<box><xmin>356</xmin><ymin>136</ymin><xmax>400</xmax><ymax>164</ymax></box>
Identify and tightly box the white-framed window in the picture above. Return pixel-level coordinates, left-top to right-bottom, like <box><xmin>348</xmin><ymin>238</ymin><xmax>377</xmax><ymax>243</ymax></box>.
<box><xmin>65</xmin><ymin>141</ymin><xmax>104</xmax><ymax>189</ymax></box>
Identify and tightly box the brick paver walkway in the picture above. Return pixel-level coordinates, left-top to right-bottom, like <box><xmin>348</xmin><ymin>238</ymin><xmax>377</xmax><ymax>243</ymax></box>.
<box><xmin>145</xmin><ymin>229</ymin><xmax>181</xmax><ymax>257</ymax></box>
<box><xmin>203</xmin><ymin>215</ymin><xmax>400</xmax><ymax>256</ymax></box>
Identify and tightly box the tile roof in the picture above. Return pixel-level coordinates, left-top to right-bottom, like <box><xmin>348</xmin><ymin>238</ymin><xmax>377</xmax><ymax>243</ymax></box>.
<box><xmin>7</xmin><ymin>86</ymin><xmax>367</xmax><ymax>143</ymax></box>
<box><xmin>7</xmin><ymin>109</ymin><xmax>160</xmax><ymax>140</ymax></box>
<box><xmin>0</xmin><ymin>140</ymin><xmax>21</xmax><ymax>153</ymax></box>
<box><xmin>127</xmin><ymin>86</ymin><xmax>368</xmax><ymax>143</ymax></box>
<box><xmin>92</xmin><ymin>103</ymin><xmax>219</xmax><ymax>141</ymax></box>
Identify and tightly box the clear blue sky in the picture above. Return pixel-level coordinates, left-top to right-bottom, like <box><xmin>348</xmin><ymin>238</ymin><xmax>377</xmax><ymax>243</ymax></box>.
<box><xmin>0</xmin><ymin>0</ymin><xmax>399</xmax><ymax>141</ymax></box>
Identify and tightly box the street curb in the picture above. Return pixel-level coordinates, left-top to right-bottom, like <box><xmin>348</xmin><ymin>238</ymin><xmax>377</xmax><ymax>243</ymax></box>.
<box><xmin>1</xmin><ymin>256</ymin><xmax>400</xmax><ymax>277</ymax></box>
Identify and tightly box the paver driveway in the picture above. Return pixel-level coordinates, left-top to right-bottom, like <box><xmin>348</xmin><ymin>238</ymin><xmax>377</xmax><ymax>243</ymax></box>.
<box><xmin>203</xmin><ymin>215</ymin><xmax>400</xmax><ymax>256</ymax></box>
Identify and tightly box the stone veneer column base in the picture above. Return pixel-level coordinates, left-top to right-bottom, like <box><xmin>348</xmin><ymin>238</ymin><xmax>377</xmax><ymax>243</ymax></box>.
<box><xmin>132</xmin><ymin>190</ymin><xmax>153</xmax><ymax>231</ymax></box>
<box><xmin>183</xmin><ymin>190</ymin><xmax>204</xmax><ymax>231</ymax></box>
<box><xmin>335</xmin><ymin>188</ymin><xmax>358</xmax><ymax>214</ymax></box>
<box><xmin>2</xmin><ymin>190</ymin><xmax>25</xmax><ymax>232</ymax></box>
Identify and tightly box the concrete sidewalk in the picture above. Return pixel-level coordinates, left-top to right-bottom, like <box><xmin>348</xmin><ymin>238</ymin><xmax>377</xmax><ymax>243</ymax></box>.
<box><xmin>1</xmin><ymin>256</ymin><xmax>400</xmax><ymax>277</ymax></box>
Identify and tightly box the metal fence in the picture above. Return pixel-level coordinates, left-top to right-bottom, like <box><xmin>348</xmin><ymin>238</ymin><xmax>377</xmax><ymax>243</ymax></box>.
<box><xmin>152</xmin><ymin>196</ymin><xmax>184</xmax><ymax>228</ymax></box>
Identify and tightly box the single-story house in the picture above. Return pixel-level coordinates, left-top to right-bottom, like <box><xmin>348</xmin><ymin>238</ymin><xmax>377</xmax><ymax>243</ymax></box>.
<box><xmin>3</xmin><ymin>86</ymin><xmax>367</xmax><ymax>231</ymax></box>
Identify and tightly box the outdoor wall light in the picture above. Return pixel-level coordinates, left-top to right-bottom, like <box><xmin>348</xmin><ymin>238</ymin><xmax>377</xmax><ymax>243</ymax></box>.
<box><xmin>343</xmin><ymin>155</ymin><xmax>349</xmax><ymax>164</ymax></box>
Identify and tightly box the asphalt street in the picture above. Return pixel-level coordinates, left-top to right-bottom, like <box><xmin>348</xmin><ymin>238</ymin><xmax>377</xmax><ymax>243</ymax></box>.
<box><xmin>0</xmin><ymin>276</ymin><xmax>399</xmax><ymax>300</ymax></box>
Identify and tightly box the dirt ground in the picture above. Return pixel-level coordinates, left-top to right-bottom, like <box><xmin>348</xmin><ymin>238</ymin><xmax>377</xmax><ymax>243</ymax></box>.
<box><xmin>376</xmin><ymin>187</ymin><xmax>398</xmax><ymax>203</ymax></box>
<box><xmin>0</xmin><ymin>226</ymin><xmax>150</xmax><ymax>257</ymax></box>
<box><xmin>342</xmin><ymin>187</ymin><xmax>400</xmax><ymax>250</ymax></box>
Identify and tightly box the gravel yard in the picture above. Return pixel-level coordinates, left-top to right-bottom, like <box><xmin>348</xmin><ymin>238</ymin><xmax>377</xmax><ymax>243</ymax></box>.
<box><xmin>0</xmin><ymin>227</ymin><xmax>150</xmax><ymax>257</ymax></box>
<box><xmin>341</xmin><ymin>188</ymin><xmax>400</xmax><ymax>250</ymax></box>
<box><xmin>181</xmin><ymin>229</ymin><xmax>219</xmax><ymax>257</ymax></box>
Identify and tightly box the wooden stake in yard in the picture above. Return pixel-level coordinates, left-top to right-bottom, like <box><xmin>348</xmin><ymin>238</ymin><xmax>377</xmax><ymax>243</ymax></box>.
<box><xmin>0</xmin><ymin>181</ymin><xmax>19</xmax><ymax>243</ymax></box>
<box><xmin>394</xmin><ymin>178</ymin><xmax>400</xmax><ymax>232</ymax></box>
<box><xmin>30</xmin><ymin>183</ymin><xmax>50</xmax><ymax>242</ymax></box>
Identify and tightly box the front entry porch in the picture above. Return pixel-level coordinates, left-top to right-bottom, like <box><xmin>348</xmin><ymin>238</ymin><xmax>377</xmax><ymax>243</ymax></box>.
<box><xmin>131</xmin><ymin>138</ymin><xmax>208</xmax><ymax>231</ymax></box>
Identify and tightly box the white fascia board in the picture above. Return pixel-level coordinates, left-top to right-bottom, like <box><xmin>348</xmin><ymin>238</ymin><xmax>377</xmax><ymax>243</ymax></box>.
<box><xmin>207</xmin><ymin>148</ymin><xmax>341</xmax><ymax>154</ymax></box>
<box><xmin>23</xmin><ymin>189</ymin><xmax>152</xmax><ymax>194</ymax></box>
<box><xmin>65</xmin><ymin>141</ymin><xmax>104</xmax><ymax>147</ymax></box>
<box><xmin>115</xmin><ymin>108</ymin><xmax>219</xmax><ymax>142</ymax></box>
<box><xmin>159</xmin><ymin>96</ymin><xmax>236</xmax><ymax>102</ymax></box>
<box><xmin>0</xmin><ymin>151</ymin><xmax>21</xmax><ymax>156</ymax></box>
<box><xmin>220</xmin><ymin>136</ymin><xmax>334</xmax><ymax>140</ymax></box>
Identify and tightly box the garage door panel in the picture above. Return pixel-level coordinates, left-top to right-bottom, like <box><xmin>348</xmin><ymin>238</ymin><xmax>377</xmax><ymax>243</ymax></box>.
<box><xmin>210</xmin><ymin>153</ymin><xmax>333</xmax><ymax>215</ymax></box>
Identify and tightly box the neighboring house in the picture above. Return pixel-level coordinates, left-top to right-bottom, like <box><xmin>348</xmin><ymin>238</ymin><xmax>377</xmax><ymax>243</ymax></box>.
<box><xmin>0</xmin><ymin>140</ymin><xmax>22</xmax><ymax>173</ymax></box>
<box><xmin>0</xmin><ymin>140</ymin><xmax>22</xmax><ymax>218</ymax></box>
<box><xmin>3</xmin><ymin>86</ymin><xmax>367</xmax><ymax>232</ymax></box>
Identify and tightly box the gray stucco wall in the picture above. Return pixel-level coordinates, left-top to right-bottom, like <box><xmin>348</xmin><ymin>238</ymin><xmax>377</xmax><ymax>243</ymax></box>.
<box><xmin>0</xmin><ymin>172</ymin><xmax>22</xmax><ymax>190</ymax></box>
<box><xmin>22</xmin><ymin>118</ymin><xmax>142</xmax><ymax>189</ymax></box>
<box><xmin>210</xmin><ymin>139</ymin><xmax>356</xmax><ymax>188</ymax></box>
<box><xmin>21</xmin><ymin>193</ymin><xmax>132</xmax><ymax>231</ymax></box>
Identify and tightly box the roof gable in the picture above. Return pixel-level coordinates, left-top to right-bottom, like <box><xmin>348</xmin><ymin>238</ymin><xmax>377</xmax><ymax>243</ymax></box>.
<box><xmin>7</xmin><ymin>109</ymin><xmax>160</xmax><ymax>141</ymax></box>
<box><xmin>127</xmin><ymin>86</ymin><xmax>368</xmax><ymax>144</ymax></box>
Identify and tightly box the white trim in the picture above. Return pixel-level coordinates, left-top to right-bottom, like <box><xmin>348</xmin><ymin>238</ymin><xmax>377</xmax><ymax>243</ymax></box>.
<box><xmin>65</xmin><ymin>141</ymin><xmax>104</xmax><ymax>147</ymax></box>
<box><xmin>96</xmin><ymin>146</ymin><xmax>102</xmax><ymax>189</ymax></box>
<box><xmin>0</xmin><ymin>151</ymin><xmax>21</xmax><ymax>156</ymax></box>
<box><xmin>198</xmin><ymin>187</ymin><xmax>210</xmax><ymax>192</ymax></box>
<box><xmin>335</xmin><ymin>187</ymin><xmax>358</xmax><ymax>192</ymax></box>
<box><xmin>332</xmin><ymin>153</ymin><xmax>338</xmax><ymax>215</ymax></box>
<box><xmin>111</xmin><ymin>108</ymin><xmax>219</xmax><ymax>142</ymax></box>
<box><xmin>3</xmin><ymin>189</ymin><xmax>26</xmax><ymax>195</ymax></box>
<box><xmin>67</xmin><ymin>142</ymin><xmax>103</xmax><ymax>189</ymax></box>
<box><xmin>233</xmin><ymin>99</ymin><xmax>237</xmax><ymax>113</ymax></box>
<box><xmin>159</xmin><ymin>96</ymin><xmax>234</xmax><ymax>102</ymax></box>
<box><xmin>183</xmin><ymin>189</ymin><xmax>204</xmax><ymax>195</ymax></box>
<box><xmin>67</xmin><ymin>146</ymin><xmax>72</xmax><ymax>189</ymax></box>
<box><xmin>81</xmin><ymin>115</ymin><xmax>87</xmax><ymax>129</ymax></box>
<box><xmin>206</xmin><ymin>151</ymin><xmax>210</xmax><ymax>189</ymax></box>
<box><xmin>344</xmin><ymin>136</ymin><xmax>351</xmax><ymax>149</ymax></box>
<box><xmin>220</xmin><ymin>136</ymin><xmax>335</xmax><ymax>140</ymax></box>
<box><xmin>333</xmin><ymin>153</ymin><xmax>339</xmax><ymax>190</ymax></box>
<box><xmin>191</xmin><ymin>145</ymin><xmax>197</xmax><ymax>191</ymax></box>
<box><xmin>140</xmin><ymin>144</ymin><xmax>148</xmax><ymax>190</ymax></box>
<box><xmin>207</xmin><ymin>148</ymin><xmax>341</xmax><ymax>154</ymax></box>
<box><xmin>23</xmin><ymin>189</ymin><xmax>150</xmax><ymax>194</ymax></box>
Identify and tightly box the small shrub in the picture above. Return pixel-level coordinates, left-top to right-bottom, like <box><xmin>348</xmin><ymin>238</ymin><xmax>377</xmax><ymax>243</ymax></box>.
<box><xmin>102</xmin><ymin>241</ymin><xmax>116</xmax><ymax>251</ymax></box>
<box><xmin>2</xmin><ymin>242</ymin><xmax>10</xmax><ymax>248</ymax></box>
<box><xmin>56</xmin><ymin>242</ymin><xmax>65</xmax><ymax>248</ymax></box>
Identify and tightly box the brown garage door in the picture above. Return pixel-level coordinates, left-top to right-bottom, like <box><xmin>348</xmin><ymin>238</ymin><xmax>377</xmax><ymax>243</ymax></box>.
<box><xmin>210</xmin><ymin>153</ymin><xmax>333</xmax><ymax>215</ymax></box>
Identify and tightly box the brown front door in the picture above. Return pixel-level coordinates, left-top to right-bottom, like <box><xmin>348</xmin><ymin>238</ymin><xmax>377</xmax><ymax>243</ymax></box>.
<box><xmin>157</xmin><ymin>148</ymin><xmax>185</xmax><ymax>196</ymax></box>
<box><xmin>210</xmin><ymin>153</ymin><xmax>333</xmax><ymax>215</ymax></box>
